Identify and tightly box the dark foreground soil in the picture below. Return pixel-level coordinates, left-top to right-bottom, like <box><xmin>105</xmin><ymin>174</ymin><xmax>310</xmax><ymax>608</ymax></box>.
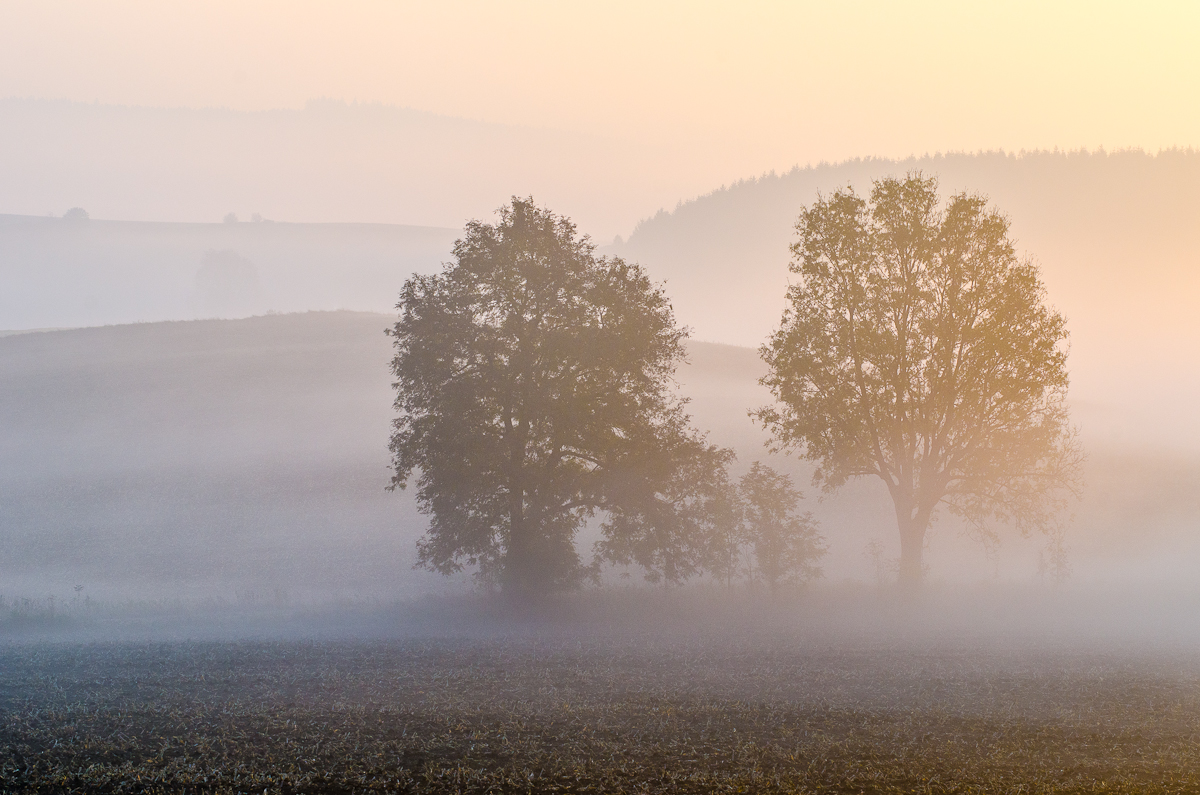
<box><xmin>3</xmin><ymin>637</ymin><xmax>1200</xmax><ymax>794</ymax></box>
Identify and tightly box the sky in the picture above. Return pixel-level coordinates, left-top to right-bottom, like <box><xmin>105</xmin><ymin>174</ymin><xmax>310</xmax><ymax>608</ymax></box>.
<box><xmin>2</xmin><ymin>1</ymin><xmax>1198</xmax><ymax>183</ymax></box>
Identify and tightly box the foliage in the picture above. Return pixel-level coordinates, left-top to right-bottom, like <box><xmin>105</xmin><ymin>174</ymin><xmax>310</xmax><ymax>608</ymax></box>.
<box><xmin>0</xmin><ymin>594</ymin><xmax>82</xmax><ymax>632</ymax></box>
<box><xmin>737</xmin><ymin>462</ymin><xmax>825</xmax><ymax>591</ymax></box>
<box><xmin>390</xmin><ymin>198</ymin><xmax>731</xmax><ymax>597</ymax></box>
<box><xmin>691</xmin><ymin>462</ymin><xmax>827</xmax><ymax>591</ymax></box>
<box><xmin>757</xmin><ymin>173</ymin><xmax>1082</xmax><ymax>585</ymax></box>
<box><xmin>595</xmin><ymin>442</ymin><xmax>738</xmax><ymax>586</ymax></box>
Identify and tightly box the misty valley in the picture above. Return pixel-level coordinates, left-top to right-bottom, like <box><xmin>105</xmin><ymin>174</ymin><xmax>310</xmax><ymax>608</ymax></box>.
<box><xmin>5</xmin><ymin>151</ymin><xmax>1200</xmax><ymax>793</ymax></box>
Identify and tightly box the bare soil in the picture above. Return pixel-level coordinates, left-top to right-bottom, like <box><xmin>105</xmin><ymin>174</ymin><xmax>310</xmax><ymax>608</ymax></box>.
<box><xmin>3</xmin><ymin>637</ymin><xmax>1200</xmax><ymax>793</ymax></box>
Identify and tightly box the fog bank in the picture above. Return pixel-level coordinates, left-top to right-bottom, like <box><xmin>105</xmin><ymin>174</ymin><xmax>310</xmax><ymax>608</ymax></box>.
<box><xmin>2</xmin><ymin>313</ymin><xmax>1197</xmax><ymax>608</ymax></box>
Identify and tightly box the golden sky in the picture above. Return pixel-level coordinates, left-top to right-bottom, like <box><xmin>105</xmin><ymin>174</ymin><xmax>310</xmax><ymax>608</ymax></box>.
<box><xmin>2</xmin><ymin>0</ymin><xmax>1198</xmax><ymax>176</ymax></box>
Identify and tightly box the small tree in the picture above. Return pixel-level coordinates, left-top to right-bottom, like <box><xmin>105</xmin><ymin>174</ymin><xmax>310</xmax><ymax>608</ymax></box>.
<box><xmin>389</xmin><ymin>198</ymin><xmax>731</xmax><ymax>599</ymax></box>
<box><xmin>739</xmin><ymin>462</ymin><xmax>825</xmax><ymax>592</ymax></box>
<box><xmin>695</xmin><ymin>468</ymin><xmax>745</xmax><ymax>589</ymax></box>
<box><xmin>756</xmin><ymin>174</ymin><xmax>1081</xmax><ymax>588</ymax></box>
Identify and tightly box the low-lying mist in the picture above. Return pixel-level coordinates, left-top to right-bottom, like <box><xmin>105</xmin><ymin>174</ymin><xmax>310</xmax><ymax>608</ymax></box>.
<box><xmin>1</xmin><ymin>311</ymin><xmax>1198</xmax><ymax>645</ymax></box>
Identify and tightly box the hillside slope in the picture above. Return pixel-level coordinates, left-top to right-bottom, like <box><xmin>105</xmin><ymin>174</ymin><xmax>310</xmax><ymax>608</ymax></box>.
<box><xmin>0</xmin><ymin>313</ymin><xmax>788</xmax><ymax>600</ymax></box>
<box><xmin>1</xmin><ymin>312</ymin><xmax>1197</xmax><ymax>601</ymax></box>
<box><xmin>0</xmin><ymin>215</ymin><xmax>458</xmax><ymax>330</ymax></box>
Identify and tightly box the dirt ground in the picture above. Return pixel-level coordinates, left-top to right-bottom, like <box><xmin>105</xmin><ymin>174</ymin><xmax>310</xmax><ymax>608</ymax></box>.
<box><xmin>4</xmin><ymin>629</ymin><xmax>1200</xmax><ymax>794</ymax></box>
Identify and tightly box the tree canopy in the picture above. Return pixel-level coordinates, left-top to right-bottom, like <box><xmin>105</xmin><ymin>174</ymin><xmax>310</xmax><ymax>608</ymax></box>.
<box><xmin>389</xmin><ymin>198</ymin><xmax>730</xmax><ymax>598</ymax></box>
<box><xmin>756</xmin><ymin>174</ymin><xmax>1081</xmax><ymax>587</ymax></box>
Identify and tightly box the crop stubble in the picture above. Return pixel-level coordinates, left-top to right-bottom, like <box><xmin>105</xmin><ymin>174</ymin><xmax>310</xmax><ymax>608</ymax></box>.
<box><xmin>2</xmin><ymin>639</ymin><xmax>1200</xmax><ymax>793</ymax></box>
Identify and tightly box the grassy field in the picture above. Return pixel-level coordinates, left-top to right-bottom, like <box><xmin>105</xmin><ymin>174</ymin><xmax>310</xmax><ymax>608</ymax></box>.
<box><xmin>4</xmin><ymin>628</ymin><xmax>1200</xmax><ymax>794</ymax></box>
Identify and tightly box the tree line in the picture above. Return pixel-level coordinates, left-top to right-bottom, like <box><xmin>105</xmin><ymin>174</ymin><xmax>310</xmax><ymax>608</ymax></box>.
<box><xmin>388</xmin><ymin>175</ymin><xmax>1080</xmax><ymax>598</ymax></box>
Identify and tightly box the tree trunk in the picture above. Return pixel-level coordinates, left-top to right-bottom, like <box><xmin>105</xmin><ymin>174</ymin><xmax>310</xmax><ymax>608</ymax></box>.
<box><xmin>893</xmin><ymin>495</ymin><xmax>933</xmax><ymax>591</ymax></box>
<box><xmin>503</xmin><ymin>488</ymin><xmax>536</xmax><ymax>601</ymax></box>
<box><xmin>897</xmin><ymin>519</ymin><xmax>925</xmax><ymax>590</ymax></box>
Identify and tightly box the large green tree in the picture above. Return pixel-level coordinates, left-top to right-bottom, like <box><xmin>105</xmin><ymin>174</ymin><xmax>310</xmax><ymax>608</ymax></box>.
<box><xmin>389</xmin><ymin>198</ymin><xmax>729</xmax><ymax>598</ymax></box>
<box><xmin>756</xmin><ymin>174</ymin><xmax>1081</xmax><ymax>587</ymax></box>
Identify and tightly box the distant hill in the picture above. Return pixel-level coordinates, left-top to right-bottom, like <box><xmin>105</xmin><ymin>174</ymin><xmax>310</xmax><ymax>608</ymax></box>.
<box><xmin>2</xmin><ymin>312</ymin><xmax>1198</xmax><ymax>601</ymax></box>
<box><xmin>0</xmin><ymin>97</ymin><xmax>700</xmax><ymax>242</ymax></box>
<box><xmin>610</xmin><ymin>149</ymin><xmax>1200</xmax><ymax>450</ymax></box>
<box><xmin>0</xmin><ymin>214</ymin><xmax>458</xmax><ymax>329</ymax></box>
<box><xmin>0</xmin><ymin>312</ymin><xmax>790</xmax><ymax>601</ymax></box>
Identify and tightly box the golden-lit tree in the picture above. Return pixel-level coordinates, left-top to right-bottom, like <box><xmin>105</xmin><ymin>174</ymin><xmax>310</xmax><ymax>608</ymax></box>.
<box><xmin>756</xmin><ymin>174</ymin><xmax>1081</xmax><ymax>587</ymax></box>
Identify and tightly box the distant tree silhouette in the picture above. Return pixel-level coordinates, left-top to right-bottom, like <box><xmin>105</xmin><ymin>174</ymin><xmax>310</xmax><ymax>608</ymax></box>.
<box><xmin>389</xmin><ymin>198</ymin><xmax>732</xmax><ymax>599</ymax></box>
<box><xmin>738</xmin><ymin>462</ymin><xmax>825</xmax><ymax>592</ymax></box>
<box><xmin>691</xmin><ymin>461</ymin><xmax>824</xmax><ymax>591</ymax></box>
<box><xmin>693</xmin><ymin>469</ymin><xmax>743</xmax><ymax>588</ymax></box>
<box><xmin>757</xmin><ymin>174</ymin><xmax>1081</xmax><ymax>588</ymax></box>
<box><xmin>62</xmin><ymin>207</ymin><xmax>88</xmax><ymax>221</ymax></box>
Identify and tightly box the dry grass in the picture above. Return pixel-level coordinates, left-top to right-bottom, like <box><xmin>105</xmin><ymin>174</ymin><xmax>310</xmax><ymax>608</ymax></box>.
<box><xmin>2</xmin><ymin>637</ymin><xmax>1200</xmax><ymax>793</ymax></box>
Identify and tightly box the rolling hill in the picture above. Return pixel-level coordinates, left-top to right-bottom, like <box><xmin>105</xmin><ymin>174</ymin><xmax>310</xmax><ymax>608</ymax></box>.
<box><xmin>0</xmin><ymin>214</ymin><xmax>458</xmax><ymax>330</ymax></box>
<box><xmin>2</xmin><ymin>312</ymin><xmax>1197</xmax><ymax>602</ymax></box>
<box><xmin>610</xmin><ymin>149</ymin><xmax>1200</xmax><ymax>451</ymax></box>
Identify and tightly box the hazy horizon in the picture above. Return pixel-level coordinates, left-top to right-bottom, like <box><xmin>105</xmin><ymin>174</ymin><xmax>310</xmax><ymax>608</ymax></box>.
<box><xmin>4</xmin><ymin>4</ymin><xmax>1196</xmax><ymax>156</ymax></box>
<box><xmin>1</xmin><ymin>2</ymin><xmax>1198</xmax><ymax>609</ymax></box>
<box><xmin>0</xmin><ymin>94</ymin><xmax>1195</xmax><ymax>240</ymax></box>
<box><xmin>3</xmin><ymin>1</ymin><xmax>1199</xmax><ymax>241</ymax></box>
<box><xmin>8</xmin><ymin>7</ymin><xmax>1200</xmax><ymax>792</ymax></box>
<box><xmin>5</xmin><ymin>144</ymin><xmax>1198</xmax><ymax>453</ymax></box>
